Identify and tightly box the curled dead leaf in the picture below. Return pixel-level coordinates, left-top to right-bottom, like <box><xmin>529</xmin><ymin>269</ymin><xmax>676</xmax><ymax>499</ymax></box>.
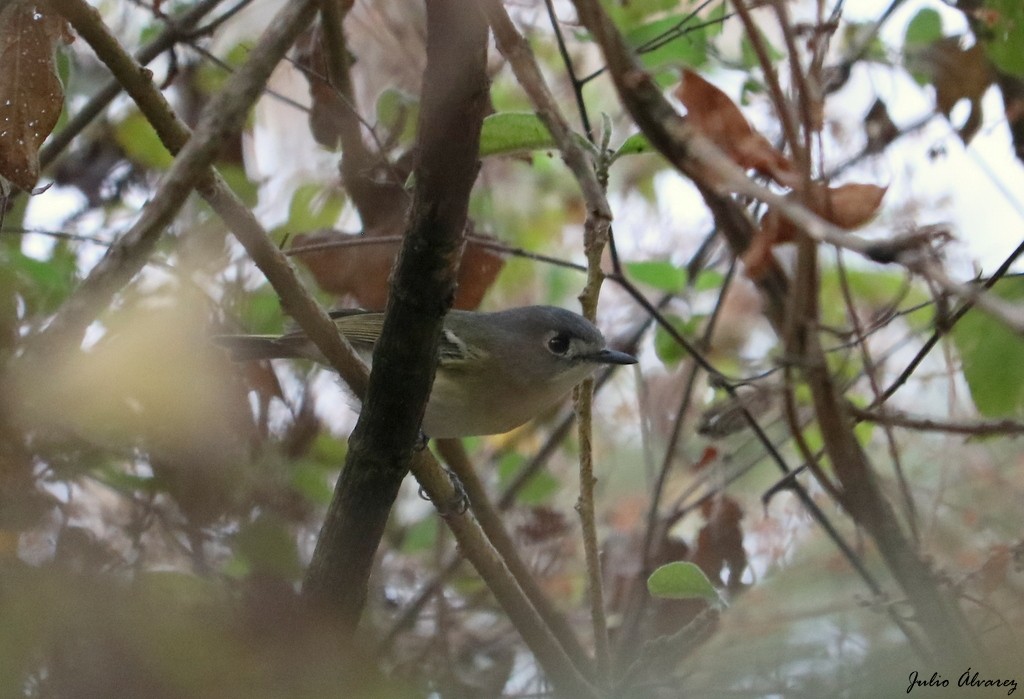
<box><xmin>675</xmin><ymin>69</ymin><xmax>797</xmax><ymax>188</ymax></box>
<box><xmin>821</xmin><ymin>183</ymin><xmax>888</xmax><ymax>229</ymax></box>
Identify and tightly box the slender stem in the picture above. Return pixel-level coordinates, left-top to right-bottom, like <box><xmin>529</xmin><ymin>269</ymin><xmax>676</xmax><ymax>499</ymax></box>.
<box><xmin>542</xmin><ymin>0</ymin><xmax>593</xmax><ymax>142</ymax></box>
<box><xmin>435</xmin><ymin>439</ymin><xmax>594</xmax><ymax>676</ymax></box>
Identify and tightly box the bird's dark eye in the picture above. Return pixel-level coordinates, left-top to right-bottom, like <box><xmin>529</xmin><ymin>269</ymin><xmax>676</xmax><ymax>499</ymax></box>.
<box><xmin>547</xmin><ymin>333</ymin><xmax>571</xmax><ymax>355</ymax></box>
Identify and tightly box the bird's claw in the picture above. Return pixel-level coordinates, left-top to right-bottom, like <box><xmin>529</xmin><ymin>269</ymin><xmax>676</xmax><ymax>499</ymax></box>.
<box><xmin>418</xmin><ymin>466</ymin><xmax>469</xmax><ymax>516</ymax></box>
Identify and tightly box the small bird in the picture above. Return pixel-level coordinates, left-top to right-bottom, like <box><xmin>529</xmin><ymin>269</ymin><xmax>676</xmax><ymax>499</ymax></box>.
<box><xmin>215</xmin><ymin>306</ymin><xmax>637</xmax><ymax>438</ymax></box>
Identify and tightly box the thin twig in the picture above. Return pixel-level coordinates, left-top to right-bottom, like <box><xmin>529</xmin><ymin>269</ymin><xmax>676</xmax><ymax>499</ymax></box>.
<box><xmin>851</xmin><ymin>407</ymin><xmax>1024</xmax><ymax>436</ymax></box>
<box><xmin>732</xmin><ymin>0</ymin><xmax>806</xmax><ymax>169</ymax></box>
<box><xmin>877</xmin><ymin>238</ymin><xmax>1024</xmax><ymax>405</ymax></box>
<box><xmin>542</xmin><ymin>0</ymin><xmax>593</xmax><ymax>142</ymax></box>
<box><xmin>617</xmin><ymin>248</ymin><xmax>734</xmax><ymax>654</ymax></box>
<box><xmin>835</xmin><ymin>251</ymin><xmax>919</xmax><ymax>540</ymax></box>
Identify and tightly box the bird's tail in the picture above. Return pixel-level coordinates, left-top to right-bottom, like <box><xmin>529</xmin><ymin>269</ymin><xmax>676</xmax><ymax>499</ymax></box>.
<box><xmin>211</xmin><ymin>335</ymin><xmax>307</xmax><ymax>362</ymax></box>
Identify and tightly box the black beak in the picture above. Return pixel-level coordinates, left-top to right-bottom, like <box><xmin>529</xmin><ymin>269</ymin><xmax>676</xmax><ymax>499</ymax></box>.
<box><xmin>592</xmin><ymin>348</ymin><xmax>638</xmax><ymax>365</ymax></box>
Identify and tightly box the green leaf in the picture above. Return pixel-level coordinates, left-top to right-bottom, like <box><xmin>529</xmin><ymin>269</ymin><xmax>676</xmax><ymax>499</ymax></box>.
<box><xmin>517</xmin><ymin>470</ymin><xmax>559</xmax><ymax>506</ymax></box>
<box><xmin>96</xmin><ymin>468</ymin><xmax>158</xmax><ymax>495</ymax></box>
<box><xmin>626</xmin><ymin>14</ymin><xmax>709</xmax><ymax>76</ymax></box>
<box><xmin>115</xmin><ymin>111</ymin><xmax>174</xmax><ymax>169</ymax></box>
<box><xmin>4</xmin><ymin>244</ymin><xmax>77</xmax><ymax>314</ymax></box>
<box><xmin>903</xmin><ymin>8</ymin><xmax>946</xmax><ymax>85</ymax></box>
<box><xmin>952</xmin><ymin>278</ymin><xmax>1024</xmax><ymax>417</ymax></box>
<box><xmin>284</xmin><ymin>183</ymin><xmax>345</xmax><ymax>233</ymax></box>
<box><xmin>604</xmin><ymin>0</ymin><xmax>678</xmax><ymax>27</ymax></box>
<box><xmin>983</xmin><ymin>0</ymin><xmax>1024</xmax><ymax>77</ymax></box>
<box><xmin>628</xmin><ymin>262</ymin><xmax>723</xmax><ymax>296</ymax></box>
<box><xmin>290</xmin><ymin>461</ymin><xmax>333</xmax><ymax>505</ymax></box>
<box><xmin>218</xmin><ymin>164</ymin><xmax>258</xmax><ymax>207</ymax></box>
<box><xmin>740</xmin><ymin>78</ymin><xmax>766</xmax><ymax>104</ymax></box>
<box><xmin>196</xmin><ymin>43</ymin><xmax>249</xmax><ymax>95</ymax></box>
<box><xmin>401</xmin><ymin>516</ymin><xmax>438</xmax><ymax>554</ymax></box>
<box><xmin>238</xmin><ymin>284</ymin><xmax>286</xmax><ymax>335</ymax></box>
<box><xmin>613</xmin><ymin>132</ymin><xmax>653</xmax><ymax>159</ymax></box>
<box><xmin>819</xmin><ymin>267</ymin><xmax>929</xmax><ymax>330</ymax></box>
<box><xmin>234</xmin><ymin>514</ymin><xmax>302</xmax><ymax>580</ymax></box>
<box><xmin>647</xmin><ymin>561</ymin><xmax>720</xmax><ymax>601</ymax></box>
<box><xmin>739</xmin><ymin>30</ymin><xmax>783</xmax><ymax>71</ymax></box>
<box><xmin>703</xmin><ymin>2</ymin><xmax>727</xmax><ymax>38</ymax></box>
<box><xmin>654</xmin><ymin>313</ymin><xmax>699</xmax><ymax>366</ymax></box>
<box><xmin>904</xmin><ymin>8</ymin><xmax>943</xmax><ymax>48</ymax></box>
<box><xmin>849</xmin><ymin>395</ymin><xmax>876</xmax><ymax>446</ymax></box>
<box><xmin>497</xmin><ymin>452</ymin><xmax>559</xmax><ymax>505</ymax></box>
<box><xmin>479</xmin><ymin>112</ymin><xmax>556</xmax><ymax>156</ymax></box>
<box><xmin>375</xmin><ymin>87</ymin><xmax>418</xmax><ymax>143</ymax></box>
<box><xmin>312</xmin><ymin>432</ymin><xmax>348</xmax><ymax>463</ymax></box>
<box><xmin>625</xmin><ymin>260</ymin><xmax>687</xmax><ymax>293</ymax></box>
<box><xmin>693</xmin><ymin>269</ymin><xmax>725</xmax><ymax>292</ymax></box>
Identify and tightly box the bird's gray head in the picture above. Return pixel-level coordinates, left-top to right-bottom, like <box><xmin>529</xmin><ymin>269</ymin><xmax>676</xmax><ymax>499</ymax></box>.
<box><xmin>445</xmin><ymin>306</ymin><xmax>636</xmax><ymax>385</ymax></box>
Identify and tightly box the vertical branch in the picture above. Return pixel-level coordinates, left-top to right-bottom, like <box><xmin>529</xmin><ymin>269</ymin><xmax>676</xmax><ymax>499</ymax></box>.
<box><xmin>302</xmin><ymin>0</ymin><xmax>488</xmax><ymax>630</ymax></box>
<box><xmin>541</xmin><ymin>0</ymin><xmax>593</xmax><ymax>141</ymax></box>
<box><xmin>575</xmin><ymin>214</ymin><xmax>612</xmax><ymax>680</ymax></box>
<box><xmin>835</xmin><ymin>252</ymin><xmax>919</xmax><ymax>540</ymax></box>
<box><xmin>484</xmin><ymin>1</ymin><xmax>616</xmax><ymax>677</ymax></box>
<box><xmin>731</xmin><ymin>0</ymin><xmax>806</xmax><ymax>170</ymax></box>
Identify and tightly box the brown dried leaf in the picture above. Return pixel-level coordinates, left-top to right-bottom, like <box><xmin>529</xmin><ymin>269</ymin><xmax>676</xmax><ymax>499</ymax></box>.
<box><xmin>294</xmin><ymin>24</ymin><xmax>347</xmax><ymax>150</ymax></box>
<box><xmin>292</xmin><ymin>227</ymin><xmax>505</xmax><ymax>310</ymax></box>
<box><xmin>0</xmin><ymin>0</ymin><xmax>70</xmax><ymax>191</ymax></box>
<box><xmin>822</xmin><ymin>183</ymin><xmax>888</xmax><ymax>229</ymax></box>
<box><xmin>692</xmin><ymin>496</ymin><xmax>746</xmax><ymax>590</ymax></box>
<box><xmin>741</xmin><ymin>209</ymin><xmax>790</xmax><ymax>280</ymax></box>
<box><xmin>675</xmin><ymin>69</ymin><xmax>796</xmax><ymax>187</ymax></box>
<box><xmin>743</xmin><ymin>183</ymin><xmax>887</xmax><ymax>279</ymax></box>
